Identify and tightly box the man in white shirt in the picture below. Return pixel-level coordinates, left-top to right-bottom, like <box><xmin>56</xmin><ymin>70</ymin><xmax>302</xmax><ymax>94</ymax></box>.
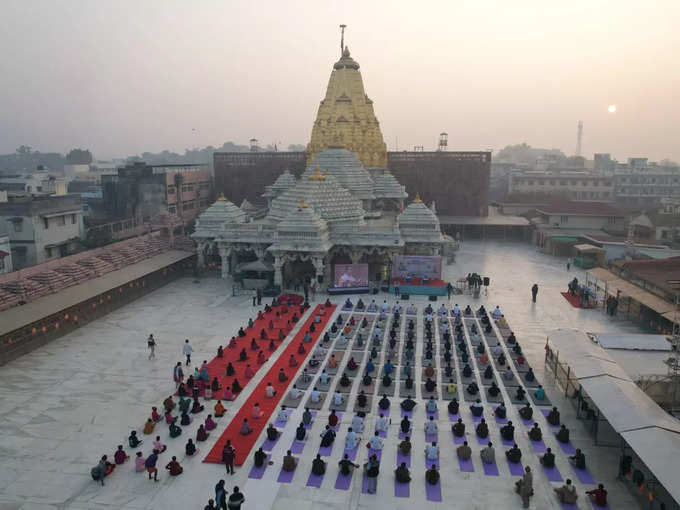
<box><xmin>311</xmin><ymin>387</ymin><xmax>321</xmax><ymax>403</ymax></box>
<box><xmin>373</xmin><ymin>327</ymin><xmax>381</xmax><ymax>340</ymax></box>
<box><xmin>425</xmin><ymin>416</ymin><xmax>438</xmax><ymax>435</ymax></box>
<box><xmin>375</xmin><ymin>413</ymin><xmax>388</xmax><ymax>433</ymax></box>
<box><xmin>289</xmin><ymin>385</ymin><xmax>302</xmax><ymax>400</ymax></box>
<box><xmin>491</xmin><ymin>306</ymin><xmax>502</xmax><ymax>319</ymax></box>
<box><xmin>266</xmin><ymin>383</ymin><xmax>277</xmax><ymax>398</ymax></box>
<box><xmin>381</xmin><ymin>301</ymin><xmax>389</xmax><ymax>313</ymax></box>
<box><xmin>492</xmin><ymin>344</ymin><xmax>503</xmax><ymax>358</ymax></box>
<box><xmin>276</xmin><ymin>406</ymin><xmax>289</xmax><ymax>422</ymax></box>
<box><xmin>345</xmin><ymin>427</ymin><xmax>360</xmax><ymax>450</ymax></box>
<box><xmin>453</xmin><ymin>304</ymin><xmax>460</xmax><ymax>316</ymax></box>
<box><xmin>333</xmin><ymin>392</ymin><xmax>344</xmax><ymax>405</ymax></box>
<box><xmin>425</xmin><ymin>442</ymin><xmax>439</xmax><ymax>461</ymax></box>
<box><xmin>368</xmin><ymin>432</ymin><xmax>384</xmax><ymax>451</ymax></box>
<box><xmin>183</xmin><ymin>339</ymin><xmax>193</xmax><ymax>366</ymax></box>
<box><xmin>352</xmin><ymin>414</ymin><xmax>364</xmax><ymax>434</ymax></box>
<box><xmin>319</xmin><ymin>371</ymin><xmax>329</xmax><ymax>385</ymax></box>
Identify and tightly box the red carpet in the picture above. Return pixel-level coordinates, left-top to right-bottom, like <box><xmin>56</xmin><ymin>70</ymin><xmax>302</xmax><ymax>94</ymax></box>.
<box><xmin>560</xmin><ymin>292</ymin><xmax>595</xmax><ymax>309</ymax></box>
<box><xmin>182</xmin><ymin>301</ymin><xmax>300</xmax><ymax>398</ymax></box>
<box><xmin>203</xmin><ymin>303</ymin><xmax>335</xmax><ymax>465</ymax></box>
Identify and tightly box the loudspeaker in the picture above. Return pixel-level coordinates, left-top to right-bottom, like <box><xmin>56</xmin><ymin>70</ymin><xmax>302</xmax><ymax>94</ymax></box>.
<box><xmin>483</xmin><ymin>277</ymin><xmax>490</xmax><ymax>287</ymax></box>
<box><xmin>401</xmin><ymin>293</ymin><xmax>410</xmax><ymax>300</ymax></box>
<box><xmin>428</xmin><ymin>295</ymin><xmax>438</xmax><ymax>302</ymax></box>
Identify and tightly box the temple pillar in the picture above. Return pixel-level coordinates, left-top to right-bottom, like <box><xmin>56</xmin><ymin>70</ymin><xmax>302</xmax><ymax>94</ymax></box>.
<box><xmin>274</xmin><ymin>255</ymin><xmax>283</xmax><ymax>287</ymax></box>
<box><xmin>230</xmin><ymin>250</ymin><xmax>237</xmax><ymax>275</ymax></box>
<box><xmin>312</xmin><ymin>256</ymin><xmax>325</xmax><ymax>281</ymax></box>
<box><xmin>219</xmin><ymin>248</ymin><xmax>230</xmax><ymax>279</ymax></box>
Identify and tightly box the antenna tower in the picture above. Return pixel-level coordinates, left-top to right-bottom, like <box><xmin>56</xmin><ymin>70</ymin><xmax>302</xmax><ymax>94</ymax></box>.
<box><xmin>575</xmin><ymin>120</ymin><xmax>583</xmax><ymax>157</ymax></box>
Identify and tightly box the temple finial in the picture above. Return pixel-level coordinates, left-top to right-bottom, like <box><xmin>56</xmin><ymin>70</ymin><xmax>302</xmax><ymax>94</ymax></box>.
<box><xmin>340</xmin><ymin>24</ymin><xmax>346</xmax><ymax>56</ymax></box>
<box><xmin>413</xmin><ymin>193</ymin><xmax>422</xmax><ymax>204</ymax></box>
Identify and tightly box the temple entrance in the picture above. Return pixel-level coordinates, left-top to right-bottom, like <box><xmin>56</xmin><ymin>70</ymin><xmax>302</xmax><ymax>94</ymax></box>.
<box><xmin>203</xmin><ymin>242</ymin><xmax>222</xmax><ymax>272</ymax></box>
<box><xmin>360</xmin><ymin>251</ymin><xmax>392</xmax><ymax>284</ymax></box>
<box><xmin>282</xmin><ymin>259</ymin><xmax>315</xmax><ymax>291</ymax></box>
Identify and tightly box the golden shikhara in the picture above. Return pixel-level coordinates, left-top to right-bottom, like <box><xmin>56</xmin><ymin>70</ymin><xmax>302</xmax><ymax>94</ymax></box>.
<box><xmin>306</xmin><ymin>46</ymin><xmax>387</xmax><ymax>168</ymax></box>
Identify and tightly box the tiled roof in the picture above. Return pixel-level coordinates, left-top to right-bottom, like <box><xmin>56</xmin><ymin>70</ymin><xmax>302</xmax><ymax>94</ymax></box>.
<box><xmin>536</xmin><ymin>200</ymin><xmax>625</xmax><ymax>216</ymax></box>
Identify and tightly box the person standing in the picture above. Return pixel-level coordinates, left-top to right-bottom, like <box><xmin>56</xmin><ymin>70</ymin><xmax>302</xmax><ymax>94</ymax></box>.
<box><xmin>257</xmin><ymin>288</ymin><xmax>262</xmax><ymax>306</ymax></box>
<box><xmin>227</xmin><ymin>486</ymin><xmax>245</xmax><ymax>509</ymax></box>
<box><xmin>183</xmin><ymin>339</ymin><xmax>193</xmax><ymax>366</ymax></box>
<box><xmin>222</xmin><ymin>440</ymin><xmax>236</xmax><ymax>475</ymax></box>
<box><xmin>147</xmin><ymin>334</ymin><xmax>157</xmax><ymax>360</ymax></box>
<box><xmin>566</xmin><ymin>258</ymin><xmax>571</xmax><ymax>271</ymax></box>
<box><xmin>173</xmin><ymin>362</ymin><xmax>184</xmax><ymax>387</ymax></box>
<box><xmin>215</xmin><ymin>479</ymin><xmax>228</xmax><ymax>510</ymax></box>
<box><xmin>515</xmin><ymin>465</ymin><xmax>533</xmax><ymax>508</ymax></box>
<box><xmin>531</xmin><ymin>284</ymin><xmax>539</xmax><ymax>303</ymax></box>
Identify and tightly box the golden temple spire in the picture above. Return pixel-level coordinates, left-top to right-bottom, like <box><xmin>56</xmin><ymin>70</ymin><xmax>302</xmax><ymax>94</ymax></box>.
<box><xmin>217</xmin><ymin>193</ymin><xmax>227</xmax><ymax>201</ymax></box>
<box><xmin>340</xmin><ymin>24</ymin><xmax>346</xmax><ymax>56</ymax></box>
<box><xmin>413</xmin><ymin>193</ymin><xmax>422</xmax><ymax>204</ymax></box>
<box><xmin>309</xmin><ymin>165</ymin><xmax>327</xmax><ymax>181</ymax></box>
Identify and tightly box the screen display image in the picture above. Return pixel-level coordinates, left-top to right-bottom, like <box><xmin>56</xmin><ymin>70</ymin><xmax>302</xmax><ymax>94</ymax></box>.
<box><xmin>391</xmin><ymin>255</ymin><xmax>442</xmax><ymax>280</ymax></box>
<box><xmin>334</xmin><ymin>263</ymin><xmax>369</xmax><ymax>288</ymax></box>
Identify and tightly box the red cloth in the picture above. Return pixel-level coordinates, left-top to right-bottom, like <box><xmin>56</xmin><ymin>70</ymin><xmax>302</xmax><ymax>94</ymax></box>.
<box><xmin>203</xmin><ymin>304</ymin><xmax>335</xmax><ymax>466</ymax></box>
<box><xmin>560</xmin><ymin>292</ymin><xmax>595</xmax><ymax>309</ymax></box>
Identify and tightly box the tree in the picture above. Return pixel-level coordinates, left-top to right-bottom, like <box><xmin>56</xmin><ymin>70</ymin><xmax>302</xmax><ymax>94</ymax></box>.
<box><xmin>66</xmin><ymin>148</ymin><xmax>93</xmax><ymax>164</ymax></box>
<box><xmin>287</xmin><ymin>144</ymin><xmax>306</xmax><ymax>152</ymax></box>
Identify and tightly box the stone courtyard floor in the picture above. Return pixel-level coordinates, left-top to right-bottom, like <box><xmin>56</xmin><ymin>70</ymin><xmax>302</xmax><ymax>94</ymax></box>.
<box><xmin>0</xmin><ymin>240</ymin><xmax>645</xmax><ymax>510</ymax></box>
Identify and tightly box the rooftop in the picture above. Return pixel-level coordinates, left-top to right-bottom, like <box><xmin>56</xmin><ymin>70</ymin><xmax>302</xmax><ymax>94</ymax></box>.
<box><xmin>536</xmin><ymin>200</ymin><xmax>625</xmax><ymax>217</ymax></box>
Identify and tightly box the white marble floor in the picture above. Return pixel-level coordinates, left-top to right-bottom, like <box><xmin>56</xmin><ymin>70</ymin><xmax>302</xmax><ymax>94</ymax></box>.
<box><xmin>0</xmin><ymin>241</ymin><xmax>644</xmax><ymax>510</ymax></box>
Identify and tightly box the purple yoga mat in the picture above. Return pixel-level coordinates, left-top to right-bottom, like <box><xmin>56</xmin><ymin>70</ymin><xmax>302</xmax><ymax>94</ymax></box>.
<box><xmin>274</xmin><ymin>411</ymin><xmax>291</xmax><ymax>428</ymax></box>
<box><xmin>425</xmin><ymin>480</ymin><xmax>443</xmax><ymax>502</ymax></box>
<box><xmin>395</xmin><ymin>481</ymin><xmax>410</xmax><ymax>497</ymax></box>
<box><xmin>558</xmin><ymin>439</ymin><xmax>576</xmax><ymax>455</ymax></box>
<box><xmin>378</xmin><ymin>429</ymin><xmax>387</xmax><ymax>438</ymax></box>
<box><xmin>425</xmin><ymin>457</ymin><xmax>440</xmax><ymax>469</ymax></box>
<box><xmin>335</xmin><ymin>472</ymin><xmax>353</xmax><ymax>490</ymax></box>
<box><xmin>472</xmin><ymin>414</ymin><xmax>483</xmax><ymax>422</ymax></box>
<box><xmin>399</xmin><ymin>429</ymin><xmax>411</xmax><ymax>439</ymax></box>
<box><xmin>277</xmin><ymin>468</ymin><xmax>296</xmax><ymax>483</ymax></box>
<box><xmin>290</xmin><ymin>440</ymin><xmax>306</xmax><ymax>454</ymax></box>
<box><xmin>345</xmin><ymin>445</ymin><xmax>358</xmax><ymax>461</ymax></box>
<box><xmin>542</xmin><ymin>463</ymin><xmax>563</xmax><ymax>482</ymax></box>
<box><xmin>458</xmin><ymin>458</ymin><xmax>474</xmax><ymax>472</ymax></box>
<box><xmin>476</xmin><ymin>435</ymin><xmax>489</xmax><ymax>445</ymax></box>
<box><xmin>319</xmin><ymin>444</ymin><xmax>334</xmax><ymax>456</ymax></box>
<box><xmin>574</xmin><ymin>465</ymin><xmax>595</xmax><ymax>484</ymax></box>
<box><xmin>448</xmin><ymin>413</ymin><xmax>460</xmax><ymax>422</ymax></box>
<box><xmin>397</xmin><ymin>451</ymin><xmax>411</xmax><ymax>468</ymax></box>
<box><xmin>482</xmin><ymin>461</ymin><xmax>499</xmax><ymax>476</ymax></box>
<box><xmin>306</xmin><ymin>471</ymin><xmax>324</xmax><ymax>488</ymax></box>
<box><xmin>453</xmin><ymin>434</ymin><xmax>465</xmax><ymax>444</ymax></box>
<box><xmin>248</xmin><ymin>455</ymin><xmax>270</xmax><ymax>479</ymax></box>
<box><xmin>361</xmin><ymin>473</ymin><xmax>372</xmax><ymax>494</ymax></box>
<box><xmin>521</xmin><ymin>417</ymin><xmax>534</xmax><ymax>427</ymax></box>
<box><xmin>261</xmin><ymin>436</ymin><xmax>280</xmax><ymax>451</ymax></box>
<box><xmin>425</xmin><ymin>432</ymin><xmax>438</xmax><ymax>443</ymax></box>
<box><xmin>304</xmin><ymin>410</ymin><xmax>317</xmax><ymax>430</ymax></box>
<box><xmin>501</xmin><ymin>437</ymin><xmax>515</xmax><ymax>447</ymax></box>
<box><xmin>495</xmin><ymin>415</ymin><xmax>508</xmax><ymax>424</ymax></box>
<box><xmin>368</xmin><ymin>448</ymin><xmax>383</xmax><ymax>461</ymax></box>
<box><xmin>426</xmin><ymin>410</ymin><xmax>439</xmax><ymax>420</ymax></box>
<box><xmin>507</xmin><ymin>460</ymin><xmax>524</xmax><ymax>475</ymax></box>
<box><xmin>561</xmin><ymin>503</ymin><xmax>578</xmax><ymax>510</ymax></box>
<box><xmin>530</xmin><ymin>439</ymin><xmax>547</xmax><ymax>452</ymax></box>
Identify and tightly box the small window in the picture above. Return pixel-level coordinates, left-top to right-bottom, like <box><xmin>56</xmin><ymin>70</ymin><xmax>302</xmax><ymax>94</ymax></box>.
<box><xmin>560</xmin><ymin>216</ymin><xmax>569</xmax><ymax>224</ymax></box>
<box><xmin>46</xmin><ymin>247</ymin><xmax>52</xmax><ymax>257</ymax></box>
<box><xmin>168</xmin><ymin>206</ymin><xmax>176</xmax><ymax>214</ymax></box>
<box><xmin>43</xmin><ymin>218</ymin><xmax>49</xmax><ymax>229</ymax></box>
<box><xmin>71</xmin><ymin>214</ymin><xmax>76</xmax><ymax>224</ymax></box>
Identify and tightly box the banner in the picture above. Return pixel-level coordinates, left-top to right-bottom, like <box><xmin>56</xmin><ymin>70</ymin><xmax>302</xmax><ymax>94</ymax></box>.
<box><xmin>334</xmin><ymin>263</ymin><xmax>369</xmax><ymax>288</ymax></box>
<box><xmin>391</xmin><ymin>255</ymin><xmax>442</xmax><ymax>280</ymax></box>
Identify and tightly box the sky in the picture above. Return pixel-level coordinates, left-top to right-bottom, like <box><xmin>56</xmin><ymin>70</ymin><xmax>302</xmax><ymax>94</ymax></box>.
<box><xmin>0</xmin><ymin>0</ymin><xmax>679</xmax><ymax>162</ymax></box>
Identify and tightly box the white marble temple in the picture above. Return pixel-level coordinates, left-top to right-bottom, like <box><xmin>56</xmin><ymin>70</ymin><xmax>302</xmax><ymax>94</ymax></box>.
<box><xmin>0</xmin><ymin>241</ymin><xmax>644</xmax><ymax>510</ymax></box>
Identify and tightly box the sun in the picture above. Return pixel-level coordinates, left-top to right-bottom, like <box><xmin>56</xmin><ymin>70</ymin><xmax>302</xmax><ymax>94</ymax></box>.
<box><xmin>608</xmin><ymin>104</ymin><xmax>617</xmax><ymax>113</ymax></box>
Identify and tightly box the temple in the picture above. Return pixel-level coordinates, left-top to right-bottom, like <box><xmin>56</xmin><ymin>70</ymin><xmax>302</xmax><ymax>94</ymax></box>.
<box><xmin>194</xmin><ymin>42</ymin><xmax>454</xmax><ymax>289</ymax></box>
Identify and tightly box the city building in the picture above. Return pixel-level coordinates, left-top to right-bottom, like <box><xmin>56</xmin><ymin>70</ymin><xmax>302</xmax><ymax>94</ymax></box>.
<box><xmin>614</xmin><ymin>158</ymin><xmax>680</xmax><ymax>206</ymax></box>
<box><xmin>196</xmin><ymin>43</ymin><xmax>454</xmax><ymax>288</ymax></box>
<box><xmin>0</xmin><ymin>194</ymin><xmax>85</xmax><ymax>269</ymax></box>
<box><xmin>101</xmin><ymin>162</ymin><xmax>212</xmax><ymax>223</ymax></box>
<box><xmin>508</xmin><ymin>170</ymin><xmax>614</xmax><ymax>201</ymax></box>
<box><xmin>0</xmin><ymin>221</ymin><xmax>12</xmax><ymax>273</ymax></box>
<box><xmin>631</xmin><ymin>198</ymin><xmax>680</xmax><ymax>245</ymax></box>
<box><xmin>0</xmin><ymin>166</ymin><xmax>67</xmax><ymax>196</ymax></box>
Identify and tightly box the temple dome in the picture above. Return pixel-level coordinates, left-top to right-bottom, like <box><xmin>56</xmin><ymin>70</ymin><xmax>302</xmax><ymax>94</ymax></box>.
<box><xmin>305</xmin><ymin>149</ymin><xmax>375</xmax><ymax>201</ymax></box>
<box><xmin>267</xmin><ymin>167</ymin><xmax>365</xmax><ymax>225</ymax></box>
<box><xmin>264</xmin><ymin>169</ymin><xmax>297</xmax><ymax>198</ymax></box>
<box><xmin>193</xmin><ymin>194</ymin><xmax>246</xmax><ymax>238</ymax></box>
<box><xmin>271</xmin><ymin>200</ymin><xmax>331</xmax><ymax>252</ymax></box>
<box><xmin>398</xmin><ymin>194</ymin><xmax>443</xmax><ymax>242</ymax></box>
<box><xmin>306</xmin><ymin>47</ymin><xmax>387</xmax><ymax>167</ymax></box>
<box><xmin>373</xmin><ymin>169</ymin><xmax>407</xmax><ymax>199</ymax></box>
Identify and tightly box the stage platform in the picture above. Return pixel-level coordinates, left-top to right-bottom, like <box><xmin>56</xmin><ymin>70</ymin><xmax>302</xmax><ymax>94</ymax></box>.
<box><xmin>388</xmin><ymin>281</ymin><xmax>447</xmax><ymax>296</ymax></box>
<box><xmin>328</xmin><ymin>286</ymin><xmax>370</xmax><ymax>295</ymax></box>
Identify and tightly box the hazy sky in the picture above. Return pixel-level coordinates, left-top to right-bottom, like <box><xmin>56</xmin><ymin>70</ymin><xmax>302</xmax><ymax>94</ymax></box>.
<box><xmin>1</xmin><ymin>0</ymin><xmax>679</xmax><ymax>162</ymax></box>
